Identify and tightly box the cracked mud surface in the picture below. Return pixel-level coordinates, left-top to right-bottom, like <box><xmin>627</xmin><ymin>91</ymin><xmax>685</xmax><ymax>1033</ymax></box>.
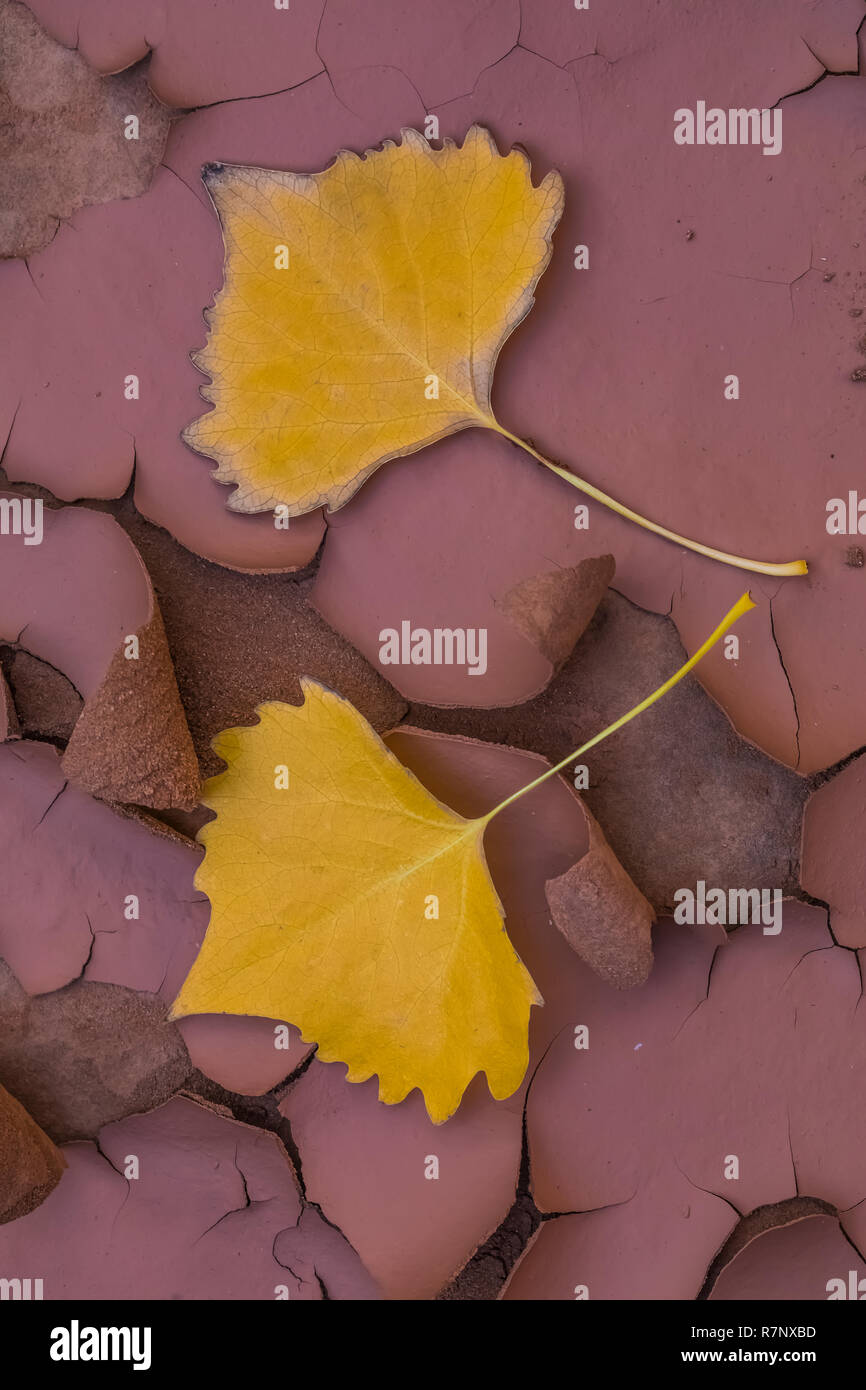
<box><xmin>1</xmin><ymin>0</ymin><xmax>865</xmax><ymax>1302</ymax></box>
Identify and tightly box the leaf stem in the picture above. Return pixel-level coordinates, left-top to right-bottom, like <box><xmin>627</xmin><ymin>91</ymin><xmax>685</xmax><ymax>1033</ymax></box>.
<box><xmin>491</xmin><ymin>423</ymin><xmax>808</xmax><ymax>578</ymax></box>
<box><xmin>479</xmin><ymin>589</ymin><xmax>756</xmax><ymax>826</ymax></box>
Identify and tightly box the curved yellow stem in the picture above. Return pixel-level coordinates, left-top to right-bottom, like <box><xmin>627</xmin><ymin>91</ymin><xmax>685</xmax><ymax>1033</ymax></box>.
<box><xmin>480</xmin><ymin>590</ymin><xmax>756</xmax><ymax>825</ymax></box>
<box><xmin>491</xmin><ymin>422</ymin><xmax>807</xmax><ymax>579</ymax></box>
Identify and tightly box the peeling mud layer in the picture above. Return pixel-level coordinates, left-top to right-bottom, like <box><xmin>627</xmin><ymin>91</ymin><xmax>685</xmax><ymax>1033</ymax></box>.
<box><xmin>0</xmin><ymin>0</ymin><xmax>173</xmax><ymax>258</ymax></box>
<box><xmin>1</xmin><ymin>0</ymin><xmax>866</xmax><ymax>1316</ymax></box>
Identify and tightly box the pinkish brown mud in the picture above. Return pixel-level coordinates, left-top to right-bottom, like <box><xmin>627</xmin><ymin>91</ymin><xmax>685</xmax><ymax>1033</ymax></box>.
<box><xmin>0</xmin><ymin>0</ymin><xmax>864</xmax><ymax>1305</ymax></box>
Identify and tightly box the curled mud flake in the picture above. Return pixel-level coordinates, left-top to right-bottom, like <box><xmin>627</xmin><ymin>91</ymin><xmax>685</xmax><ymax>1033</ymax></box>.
<box><xmin>411</xmin><ymin>592</ymin><xmax>807</xmax><ymax>912</ymax></box>
<box><xmin>62</xmin><ymin>606</ymin><xmax>199</xmax><ymax>811</ymax></box>
<box><xmin>496</xmin><ymin>555</ymin><xmax>615</xmax><ymax>675</ymax></box>
<box><xmin>117</xmin><ymin>498</ymin><xmax>406</xmax><ymax>779</ymax></box>
<box><xmin>0</xmin><ymin>500</ymin><xmax>199</xmax><ymax>810</ymax></box>
<box><xmin>0</xmin><ymin>0</ymin><xmax>172</xmax><ymax>258</ymax></box>
<box><xmin>545</xmin><ymin>804</ymin><xmax>654</xmax><ymax>989</ymax></box>
<box><xmin>385</xmin><ymin>725</ymin><xmax>653</xmax><ymax>1040</ymax></box>
<box><xmin>0</xmin><ymin>966</ymin><xmax>190</xmax><ymax>1143</ymax></box>
<box><xmin>313</xmin><ymin>434</ymin><xmax>622</xmax><ymax>710</ymax></box>
<box><xmin>0</xmin><ymin>1080</ymin><xmax>65</xmax><ymax>1224</ymax></box>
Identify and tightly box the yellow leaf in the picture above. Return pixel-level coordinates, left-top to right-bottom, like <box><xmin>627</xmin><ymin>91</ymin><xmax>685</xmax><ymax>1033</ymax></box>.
<box><xmin>171</xmin><ymin>594</ymin><xmax>754</xmax><ymax>1123</ymax></box>
<box><xmin>183</xmin><ymin>125</ymin><xmax>564</xmax><ymax>515</ymax></box>
<box><xmin>170</xmin><ymin>679</ymin><xmax>541</xmax><ymax>1124</ymax></box>
<box><xmin>185</xmin><ymin>126</ymin><xmax>807</xmax><ymax>578</ymax></box>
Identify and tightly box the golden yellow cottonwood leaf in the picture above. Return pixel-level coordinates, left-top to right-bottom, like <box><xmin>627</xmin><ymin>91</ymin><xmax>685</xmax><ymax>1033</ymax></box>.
<box><xmin>170</xmin><ymin>679</ymin><xmax>541</xmax><ymax>1123</ymax></box>
<box><xmin>171</xmin><ymin>593</ymin><xmax>754</xmax><ymax>1123</ymax></box>
<box><xmin>183</xmin><ymin>125</ymin><xmax>564</xmax><ymax>515</ymax></box>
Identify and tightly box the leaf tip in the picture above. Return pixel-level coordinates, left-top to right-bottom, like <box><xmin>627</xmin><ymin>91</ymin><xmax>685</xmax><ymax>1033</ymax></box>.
<box><xmin>297</xmin><ymin>674</ymin><xmax>327</xmax><ymax>703</ymax></box>
<box><xmin>541</xmin><ymin>164</ymin><xmax>566</xmax><ymax>208</ymax></box>
<box><xmin>398</xmin><ymin>126</ymin><xmax>428</xmax><ymax>148</ymax></box>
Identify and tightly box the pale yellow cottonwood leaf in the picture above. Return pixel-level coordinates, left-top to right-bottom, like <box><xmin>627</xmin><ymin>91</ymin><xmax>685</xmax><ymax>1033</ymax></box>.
<box><xmin>183</xmin><ymin>126</ymin><xmax>564</xmax><ymax>515</ymax></box>
<box><xmin>185</xmin><ymin>127</ymin><xmax>806</xmax><ymax>576</ymax></box>
<box><xmin>170</xmin><ymin>679</ymin><xmax>541</xmax><ymax>1123</ymax></box>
